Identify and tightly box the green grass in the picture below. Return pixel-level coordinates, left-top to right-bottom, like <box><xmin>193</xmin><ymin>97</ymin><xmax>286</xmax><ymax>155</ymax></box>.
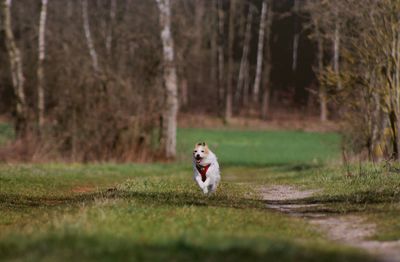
<box><xmin>1</xmin><ymin>126</ymin><xmax>396</xmax><ymax>261</ymax></box>
<box><xmin>0</xmin><ymin>164</ymin><xmax>368</xmax><ymax>262</ymax></box>
<box><xmin>178</xmin><ymin>128</ymin><xmax>340</xmax><ymax>166</ymax></box>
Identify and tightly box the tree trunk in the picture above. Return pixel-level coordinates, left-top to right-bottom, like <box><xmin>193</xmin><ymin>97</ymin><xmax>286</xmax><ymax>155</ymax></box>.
<box><xmin>315</xmin><ymin>21</ymin><xmax>328</xmax><ymax>122</ymax></box>
<box><xmin>37</xmin><ymin>0</ymin><xmax>49</xmax><ymax>129</ymax></box>
<box><xmin>389</xmin><ymin>109</ymin><xmax>399</xmax><ymax>160</ymax></box>
<box><xmin>2</xmin><ymin>0</ymin><xmax>27</xmax><ymax>138</ymax></box>
<box><xmin>156</xmin><ymin>0</ymin><xmax>178</xmax><ymax>159</ymax></box>
<box><xmin>261</xmin><ymin>1</ymin><xmax>272</xmax><ymax>120</ymax></box>
<box><xmin>210</xmin><ymin>1</ymin><xmax>218</xmax><ymax>95</ymax></box>
<box><xmin>292</xmin><ymin>0</ymin><xmax>299</xmax><ymax>72</ymax></box>
<box><xmin>106</xmin><ymin>0</ymin><xmax>117</xmax><ymax>56</ymax></box>
<box><xmin>253</xmin><ymin>0</ymin><xmax>267</xmax><ymax>103</ymax></box>
<box><xmin>217</xmin><ymin>0</ymin><xmax>225</xmax><ymax>116</ymax></box>
<box><xmin>225</xmin><ymin>0</ymin><xmax>236</xmax><ymax>122</ymax></box>
<box><xmin>236</xmin><ymin>5</ymin><xmax>253</xmax><ymax>104</ymax></box>
<box><xmin>333</xmin><ymin>5</ymin><xmax>342</xmax><ymax>90</ymax></box>
<box><xmin>81</xmin><ymin>0</ymin><xmax>100</xmax><ymax>74</ymax></box>
<box><xmin>194</xmin><ymin>0</ymin><xmax>204</xmax><ymax>88</ymax></box>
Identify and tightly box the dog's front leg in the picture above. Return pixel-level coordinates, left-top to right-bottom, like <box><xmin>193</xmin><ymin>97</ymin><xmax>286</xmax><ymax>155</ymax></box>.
<box><xmin>195</xmin><ymin>175</ymin><xmax>205</xmax><ymax>190</ymax></box>
<box><xmin>202</xmin><ymin>178</ymin><xmax>211</xmax><ymax>194</ymax></box>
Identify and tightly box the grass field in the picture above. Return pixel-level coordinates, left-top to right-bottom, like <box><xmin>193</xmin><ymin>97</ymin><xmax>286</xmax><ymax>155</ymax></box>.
<box><xmin>1</xmin><ymin>127</ymin><xmax>399</xmax><ymax>261</ymax></box>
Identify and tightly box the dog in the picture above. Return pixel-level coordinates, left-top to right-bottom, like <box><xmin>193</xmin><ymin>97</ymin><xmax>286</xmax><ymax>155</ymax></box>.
<box><xmin>192</xmin><ymin>142</ymin><xmax>221</xmax><ymax>195</ymax></box>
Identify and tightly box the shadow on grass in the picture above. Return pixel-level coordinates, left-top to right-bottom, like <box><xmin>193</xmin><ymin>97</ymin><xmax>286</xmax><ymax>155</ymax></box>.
<box><xmin>222</xmin><ymin>162</ymin><xmax>322</xmax><ymax>171</ymax></box>
<box><xmin>2</xmin><ymin>185</ymin><xmax>398</xmax><ymax>214</ymax></box>
<box><xmin>0</xmin><ymin>233</ymin><xmax>371</xmax><ymax>262</ymax></box>
<box><xmin>263</xmin><ymin>189</ymin><xmax>400</xmax><ymax>215</ymax></box>
<box><xmin>0</xmin><ymin>189</ymin><xmax>262</xmax><ymax>211</ymax></box>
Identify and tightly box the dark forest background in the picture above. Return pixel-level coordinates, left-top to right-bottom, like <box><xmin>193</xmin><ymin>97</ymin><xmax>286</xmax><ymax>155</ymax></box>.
<box><xmin>1</xmin><ymin>0</ymin><xmax>399</xmax><ymax>163</ymax></box>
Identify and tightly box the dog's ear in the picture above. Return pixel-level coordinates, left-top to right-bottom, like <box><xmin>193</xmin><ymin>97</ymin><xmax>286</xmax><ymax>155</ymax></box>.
<box><xmin>202</xmin><ymin>142</ymin><xmax>206</xmax><ymax>146</ymax></box>
<box><xmin>197</xmin><ymin>142</ymin><xmax>202</xmax><ymax>146</ymax></box>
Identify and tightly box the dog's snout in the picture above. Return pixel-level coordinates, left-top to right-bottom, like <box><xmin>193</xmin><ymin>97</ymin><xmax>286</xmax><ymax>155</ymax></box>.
<box><xmin>196</xmin><ymin>154</ymin><xmax>200</xmax><ymax>158</ymax></box>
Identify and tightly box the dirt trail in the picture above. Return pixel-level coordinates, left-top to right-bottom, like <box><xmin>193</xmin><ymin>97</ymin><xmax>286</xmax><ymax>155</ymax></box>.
<box><xmin>261</xmin><ymin>185</ymin><xmax>400</xmax><ymax>262</ymax></box>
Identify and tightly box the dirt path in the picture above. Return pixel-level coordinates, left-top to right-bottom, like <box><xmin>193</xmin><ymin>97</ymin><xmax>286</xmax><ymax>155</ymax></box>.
<box><xmin>261</xmin><ymin>185</ymin><xmax>400</xmax><ymax>262</ymax></box>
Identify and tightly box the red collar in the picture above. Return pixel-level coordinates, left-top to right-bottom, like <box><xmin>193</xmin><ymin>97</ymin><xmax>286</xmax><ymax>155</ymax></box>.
<box><xmin>196</xmin><ymin>164</ymin><xmax>211</xmax><ymax>182</ymax></box>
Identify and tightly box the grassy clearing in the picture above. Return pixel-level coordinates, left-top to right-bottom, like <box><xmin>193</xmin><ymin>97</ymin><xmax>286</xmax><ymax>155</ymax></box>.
<box><xmin>0</xmin><ymin>128</ymin><xmax>373</xmax><ymax>261</ymax></box>
<box><xmin>0</xmin><ymin>164</ymin><xmax>368</xmax><ymax>262</ymax></box>
<box><xmin>177</xmin><ymin>128</ymin><xmax>340</xmax><ymax>166</ymax></box>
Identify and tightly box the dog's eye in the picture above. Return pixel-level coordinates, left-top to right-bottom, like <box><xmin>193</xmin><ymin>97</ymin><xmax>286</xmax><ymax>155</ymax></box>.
<box><xmin>201</xmin><ymin>150</ymin><xmax>204</xmax><ymax>153</ymax></box>
<box><xmin>194</xmin><ymin>150</ymin><xmax>197</xmax><ymax>153</ymax></box>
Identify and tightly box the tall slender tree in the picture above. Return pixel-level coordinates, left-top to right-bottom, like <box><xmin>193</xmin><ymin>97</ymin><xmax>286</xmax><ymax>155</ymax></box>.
<box><xmin>217</xmin><ymin>0</ymin><xmax>225</xmax><ymax>115</ymax></box>
<box><xmin>261</xmin><ymin>1</ymin><xmax>273</xmax><ymax>120</ymax></box>
<box><xmin>225</xmin><ymin>0</ymin><xmax>236</xmax><ymax>121</ymax></box>
<box><xmin>253</xmin><ymin>0</ymin><xmax>267</xmax><ymax>103</ymax></box>
<box><xmin>81</xmin><ymin>0</ymin><xmax>100</xmax><ymax>74</ymax></box>
<box><xmin>37</xmin><ymin>0</ymin><xmax>49</xmax><ymax>129</ymax></box>
<box><xmin>2</xmin><ymin>0</ymin><xmax>27</xmax><ymax>137</ymax></box>
<box><xmin>155</xmin><ymin>0</ymin><xmax>178</xmax><ymax>158</ymax></box>
<box><xmin>236</xmin><ymin>4</ymin><xmax>253</xmax><ymax>105</ymax></box>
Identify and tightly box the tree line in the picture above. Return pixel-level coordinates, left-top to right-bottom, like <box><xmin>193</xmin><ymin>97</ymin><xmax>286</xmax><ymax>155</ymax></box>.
<box><xmin>0</xmin><ymin>0</ymin><xmax>398</xmax><ymax>162</ymax></box>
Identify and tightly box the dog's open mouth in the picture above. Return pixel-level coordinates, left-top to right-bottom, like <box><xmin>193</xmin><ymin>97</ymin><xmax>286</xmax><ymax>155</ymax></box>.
<box><xmin>195</xmin><ymin>156</ymin><xmax>203</xmax><ymax>164</ymax></box>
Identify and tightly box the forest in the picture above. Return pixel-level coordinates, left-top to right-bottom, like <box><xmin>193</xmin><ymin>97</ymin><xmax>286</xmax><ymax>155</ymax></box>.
<box><xmin>2</xmin><ymin>0</ymin><xmax>397</xmax><ymax>162</ymax></box>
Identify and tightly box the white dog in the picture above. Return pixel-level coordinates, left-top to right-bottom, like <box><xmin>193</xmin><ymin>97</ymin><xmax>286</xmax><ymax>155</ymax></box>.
<box><xmin>192</xmin><ymin>142</ymin><xmax>221</xmax><ymax>195</ymax></box>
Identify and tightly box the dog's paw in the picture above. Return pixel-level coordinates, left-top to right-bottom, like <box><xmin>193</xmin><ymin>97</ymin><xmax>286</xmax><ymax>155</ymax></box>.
<box><xmin>202</xmin><ymin>187</ymin><xmax>208</xmax><ymax>195</ymax></box>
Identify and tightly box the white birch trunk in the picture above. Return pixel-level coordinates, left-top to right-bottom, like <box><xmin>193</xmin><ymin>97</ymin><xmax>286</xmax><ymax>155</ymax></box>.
<box><xmin>225</xmin><ymin>0</ymin><xmax>236</xmax><ymax>121</ymax></box>
<box><xmin>253</xmin><ymin>0</ymin><xmax>267</xmax><ymax>103</ymax></box>
<box><xmin>81</xmin><ymin>0</ymin><xmax>100</xmax><ymax>74</ymax></box>
<box><xmin>261</xmin><ymin>1</ymin><xmax>272</xmax><ymax>120</ymax></box>
<box><xmin>316</xmin><ymin>21</ymin><xmax>328</xmax><ymax>122</ymax></box>
<box><xmin>156</xmin><ymin>0</ymin><xmax>178</xmax><ymax>158</ymax></box>
<box><xmin>217</xmin><ymin>0</ymin><xmax>225</xmax><ymax>113</ymax></box>
<box><xmin>194</xmin><ymin>0</ymin><xmax>204</xmax><ymax>86</ymax></box>
<box><xmin>292</xmin><ymin>0</ymin><xmax>299</xmax><ymax>72</ymax></box>
<box><xmin>236</xmin><ymin>6</ymin><xmax>253</xmax><ymax>103</ymax></box>
<box><xmin>3</xmin><ymin>0</ymin><xmax>27</xmax><ymax>137</ymax></box>
<box><xmin>37</xmin><ymin>0</ymin><xmax>49</xmax><ymax>128</ymax></box>
<box><xmin>106</xmin><ymin>0</ymin><xmax>117</xmax><ymax>55</ymax></box>
<box><xmin>333</xmin><ymin>6</ymin><xmax>341</xmax><ymax>90</ymax></box>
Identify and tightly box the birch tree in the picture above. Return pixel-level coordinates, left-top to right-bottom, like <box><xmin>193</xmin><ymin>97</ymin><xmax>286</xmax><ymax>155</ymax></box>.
<box><xmin>292</xmin><ymin>0</ymin><xmax>300</xmax><ymax>72</ymax></box>
<box><xmin>261</xmin><ymin>1</ymin><xmax>273</xmax><ymax>120</ymax></box>
<box><xmin>217</xmin><ymin>0</ymin><xmax>225</xmax><ymax>114</ymax></box>
<box><xmin>225</xmin><ymin>0</ymin><xmax>236</xmax><ymax>121</ymax></box>
<box><xmin>106</xmin><ymin>0</ymin><xmax>117</xmax><ymax>56</ymax></box>
<box><xmin>155</xmin><ymin>0</ymin><xmax>178</xmax><ymax>158</ymax></box>
<box><xmin>81</xmin><ymin>0</ymin><xmax>100</xmax><ymax>74</ymax></box>
<box><xmin>236</xmin><ymin>5</ymin><xmax>253</xmax><ymax>104</ymax></box>
<box><xmin>37</xmin><ymin>0</ymin><xmax>49</xmax><ymax>129</ymax></box>
<box><xmin>2</xmin><ymin>0</ymin><xmax>27</xmax><ymax>137</ymax></box>
<box><xmin>253</xmin><ymin>0</ymin><xmax>267</xmax><ymax>103</ymax></box>
<box><xmin>305</xmin><ymin>0</ymin><xmax>328</xmax><ymax>121</ymax></box>
<box><xmin>332</xmin><ymin>3</ymin><xmax>342</xmax><ymax>90</ymax></box>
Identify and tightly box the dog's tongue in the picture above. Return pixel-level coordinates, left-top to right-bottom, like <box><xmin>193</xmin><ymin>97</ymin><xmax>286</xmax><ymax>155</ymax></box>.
<box><xmin>196</xmin><ymin>159</ymin><xmax>202</xmax><ymax>164</ymax></box>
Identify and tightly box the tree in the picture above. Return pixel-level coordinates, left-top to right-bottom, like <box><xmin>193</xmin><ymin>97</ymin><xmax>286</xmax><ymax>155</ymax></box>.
<box><xmin>305</xmin><ymin>0</ymin><xmax>328</xmax><ymax>122</ymax></box>
<box><xmin>291</xmin><ymin>0</ymin><xmax>300</xmax><ymax>72</ymax></box>
<box><xmin>156</xmin><ymin>0</ymin><xmax>178</xmax><ymax>158</ymax></box>
<box><xmin>261</xmin><ymin>1</ymin><xmax>273</xmax><ymax>120</ymax></box>
<box><xmin>225</xmin><ymin>0</ymin><xmax>236</xmax><ymax>121</ymax></box>
<box><xmin>253</xmin><ymin>0</ymin><xmax>267</xmax><ymax>103</ymax></box>
<box><xmin>2</xmin><ymin>0</ymin><xmax>27</xmax><ymax>138</ymax></box>
<box><xmin>236</xmin><ymin>4</ymin><xmax>254</xmax><ymax>105</ymax></box>
<box><xmin>81</xmin><ymin>0</ymin><xmax>100</xmax><ymax>75</ymax></box>
<box><xmin>37</xmin><ymin>0</ymin><xmax>49</xmax><ymax>129</ymax></box>
<box><xmin>217</xmin><ymin>0</ymin><xmax>225</xmax><ymax>116</ymax></box>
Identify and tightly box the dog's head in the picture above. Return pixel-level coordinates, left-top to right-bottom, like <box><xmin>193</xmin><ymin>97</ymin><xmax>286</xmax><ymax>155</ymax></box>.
<box><xmin>193</xmin><ymin>142</ymin><xmax>209</xmax><ymax>165</ymax></box>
